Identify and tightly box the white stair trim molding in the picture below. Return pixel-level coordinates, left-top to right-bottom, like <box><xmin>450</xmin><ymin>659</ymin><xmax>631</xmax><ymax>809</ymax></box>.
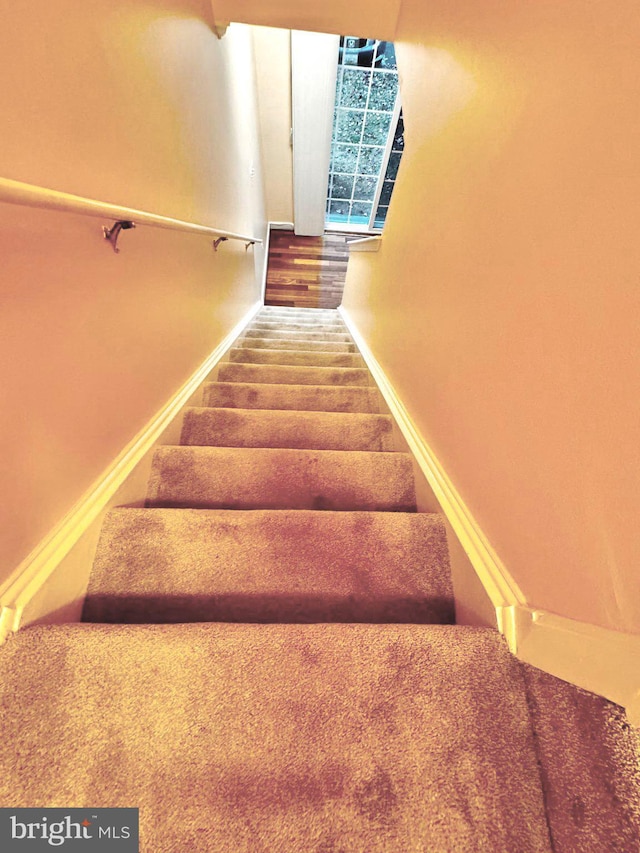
<box><xmin>0</xmin><ymin>302</ymin><xmax>262</xmax><ymax>643</ymax></box>
<box><xmin>513</xmin><ymin>606</ymin><xmax>640</xmax><ymax>727</ymax></box>
<box><xmin>339</xmin><ymin>305</ymin><xmax>640</xmax><ymax>722</ymax></box>
<box><xmin>347</xmin><ymin>236</ymin><xmax>382</xmax><ymax>253</ymax></box>
<box><xmin>269</xmin><ymin>221</ymin><xmax>295</xmax><ymax>230</ymax></box>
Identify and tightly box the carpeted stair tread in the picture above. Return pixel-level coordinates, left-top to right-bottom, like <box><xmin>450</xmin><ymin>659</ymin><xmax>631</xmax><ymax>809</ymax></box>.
<box><xmin>147</xmin><ymin>446</ymin><xmax>416</xmax><ymax>511</ymax></box>
<box><xmin>243</xmin><ymin>328</ymin><xmax>352</xmax><ymax>342</ymax></box>
<box><xmin>218</xmin><ymin>362</ymin><xmax>373</xmax><ymax>387</ymax></box>
<box><xmin>228</xmin><ymin>348</ymin><xmax>365</xmax><ymax>368</ymax></box>
<box><xmin>180</xmin><ymin>408</ymin><xmax>394</xmax><ymax>451</ymax></box>
<box><xmin>238</xmin><ymin>337</ymin><xmax>356</xmax><ymax>353</ymax></box>
<box><xmin>0</xmin><ymin>623</ymin><xmax>552</xmax><ymax>852</ymax></box>
<box><xmin>202</xmin><ymin>382</ymin><xmax>385</xmax><ymax>413</ymax></box>
<box><xmin>82</xmin><ymin>508</ymin><xmax>455</xmax><ymax>624</ymax></box>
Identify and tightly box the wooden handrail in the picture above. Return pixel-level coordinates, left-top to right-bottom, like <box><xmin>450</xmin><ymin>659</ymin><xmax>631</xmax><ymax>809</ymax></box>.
<box><xmin>0</xmin><ymin>176</ymin><xmax>262</xmax><ymax>248</ymax></box>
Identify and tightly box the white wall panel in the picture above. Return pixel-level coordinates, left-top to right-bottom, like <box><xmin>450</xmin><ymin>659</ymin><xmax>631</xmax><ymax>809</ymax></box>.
<box><xmin>291</xmin><ymin>31</ymin><xmax>339</xmax><ymax>236</ymax></box>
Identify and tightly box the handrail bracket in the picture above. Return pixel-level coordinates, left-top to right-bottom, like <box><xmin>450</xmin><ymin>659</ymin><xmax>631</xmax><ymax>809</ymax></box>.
<box><xmin>213</xmin><ymin>237</ymin><xmax>229</xmax><ymax>252</ymax></box>
<box><xmin>103</xmin><ymin>220</ymin><xmax>136</xmax><ymax>253</ymax></box>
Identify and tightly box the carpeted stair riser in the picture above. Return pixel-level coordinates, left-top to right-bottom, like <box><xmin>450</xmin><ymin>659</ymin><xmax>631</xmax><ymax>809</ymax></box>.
<box><xmin>261</xmin><ymin>306</ymin><xmax>340</xmax><ymax>316</ymax></box>
<box><xmin>239</xmin><ymin>337</ymin><xmax>357</xmax><ymax>353</ymax></box>
<box><xmin>261</xmin><ymin>313</ymin><xmax>340</xmax><ymax>320</ymax></box>
<box><xmin>0</xmin><ymin>624</ymin><xmax>552</xmax><ymax>852</ymax></box>
<box><xmin>250</xmin><ymin>320</ymin><xmax>347</xmax><ymax>332</ymax></box>
<box><xmin>218</xmin><ymin>363</ymin><xmax>373</xmax><ymax>387</ymax></box>
<box><xmin>243</xmin><ymin>328</ymin><xmax>352</xmax><ymax>342</ymax></box>
<box><xmin>261</xmin><ymin>313</ymin><xmax>341</xmax><ymax>320</ymax></box>
<box><xmin>258</xmin><ymin>306</ymin><xmax>344</xmax><ymax>316</ymax></box>
<box><xmin>267</xmin><ymin>301</ymin><xmax>340</xmax><ymax>309</ymax></box>
<box><xmin>262</xmin><ymin>312</ymin><xmax>340</xmax><ymax>318</ymax></box>
<box><xmin>228</xmin><ymin>348</ymin><xmax>365</xmax><ymax>368</ymax></box>
<box><xmin>82</xmin><ymin>509</ymin><xmax>455</xmax><ymax>624</ymax></box>
<box><xmin>180</xmin><ymin>408</ymin><xmax>394</xmax><ymax>451</ymax></box>
<box><xmin>147</xmin><ymin>447</ymin><xmax>417</xmax><ymax>511</ymax></box>
<box><xmin>202</xmin><ymin>382</ymin><xmax>386</xmax><ymax>414</ymax></box>
<box><xmin>260</xmin><ymin>304</ymin><xmax>342</xmax><ymax>311</ymax></box>
<box><xmin>252</xmin><ymin>316</ymin><xmax>346</xmax><ymax>326</ymax></box>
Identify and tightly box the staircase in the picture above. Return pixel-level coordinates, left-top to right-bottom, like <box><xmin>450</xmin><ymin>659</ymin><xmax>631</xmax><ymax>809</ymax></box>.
<box><xmin>0</xmin><ymin>306</ymin><xmax>553</xmax><ymax>851</ymax></box>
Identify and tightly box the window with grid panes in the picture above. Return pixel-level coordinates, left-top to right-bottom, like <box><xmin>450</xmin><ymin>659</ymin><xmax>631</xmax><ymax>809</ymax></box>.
<box><xmin>326</xmin><ymin>38</ymin><xmax>403</xmax><ymax>231</ymax></box>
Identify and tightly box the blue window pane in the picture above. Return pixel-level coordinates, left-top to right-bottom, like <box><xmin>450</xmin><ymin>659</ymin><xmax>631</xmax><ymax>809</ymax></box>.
<box><xmin>351</xmin><ymin>202</ymin><xmax>372</xmax><ymax>219</ymax></box>
<box><xmin>329</xmin><ymin>200</ymin><xmax>349</xmax><ymax>217</ymax></box>
<box><xmin>339</xmin><ymin>68</ymin><xmax>370</xmax><ymax>109</ymax></box>
<box><xmin>374</xmin><ymin>206</ymin><xmax>389</xmax><ymax>228</ymax></box>
<box><xmin>332</xmin><ymin>144</ymin><xmax>359</xmax><ymax>173</ymax></box>
<box><xmin>385</xmin><ymin>151</ymin><xmax>402</xmax><ymax>181</ymax></box>
<box><xmin>378</xmin><ymin>43</ymin><xmax>397</xmax><ymax>70</ymax></box>
<box><xmin>353</xmin><ymin>175</ymin><xmax>377</xmax><ymax>201</ymax></box>
<box><xmin>380</xmin><ymin>180</ymin><xmax>394</xmax><ymax>206</ymax></box>
<box><xmin>363</xmin><ymin>111</ymin><xmax>392</xmax><ymax>145</ymax></box>
<box><xmin>351</xmin><ymin>201</ymin><xmax>371</xmax><ymax>219</ymax></box>
<box><xmin>331</xmin><ymin>174</ymin><xmax>354</xmax><ymax>199</ymax></box>
<box><xmin>368</xmin><ymin>72</ymin><xmax>397</xmax><ymax>111</ymax></box>
<box><xmin>336</xmin><ymin>109</ymin><xmax>365</xmax><ymax>144</ymax></box>
<box><xmin>358</xmin><ymin>147</ymin><xmax>385</xmax><ymax>175</ymax></box>
<box><xmin>392</xmin><ymin>113</ymin><xmax>404</xmax><ymax>151</ymax></box>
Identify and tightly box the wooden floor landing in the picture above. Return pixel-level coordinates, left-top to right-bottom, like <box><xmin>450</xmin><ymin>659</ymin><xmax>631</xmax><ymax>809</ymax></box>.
<box><xmin>264</xmin><ymin>230</ymin><xmax>355</xmax><ymax>309</ymax></box>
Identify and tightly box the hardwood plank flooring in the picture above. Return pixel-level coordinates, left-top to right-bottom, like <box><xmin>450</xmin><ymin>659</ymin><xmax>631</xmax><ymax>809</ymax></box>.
<box><xmin>265</xmin><ymin>230</ymin><xmax>357</xmax><ymax>309</ymax></box>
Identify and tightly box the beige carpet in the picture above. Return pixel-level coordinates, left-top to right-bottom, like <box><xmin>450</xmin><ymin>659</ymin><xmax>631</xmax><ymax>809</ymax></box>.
<box><xmin>146</xmin><ymin>446</ymin><xmax>417</xmax><ymax>511</ymax></box>
<box><xmin>522</xmin><ymin>663</ymin><xmax>640</xmax><ymax>852</ymax></box>
<box><xmin>180</xmin><ymin>408</ymin><xmax>395</xmax><ymax>451</ymax></box>
<box><xmin>82</xmin><ymin>509</ymin><xmax>454</xmax><ymax>624</ymax></box>
<box><xmin>0</xmin><ymin>624</ymin><xmax>551</xmax><ymax>852</ymax></box>
<box><xmin>2</xmin><ymin>305</ymin><xmax>638</xmax><ymax>850</ymax></box>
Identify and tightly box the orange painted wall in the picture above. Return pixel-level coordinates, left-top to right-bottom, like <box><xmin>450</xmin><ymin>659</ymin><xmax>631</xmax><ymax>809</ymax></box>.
<box><xmin>342</xmin><ymin>1</ymin><xmax>640</xmax><ymax>632</ymax></box>
<box><xmin>211</xmin><ymin>0</ymin><xmax>400</xmax><ymax>40</ymax></box>
<box><xmin>0</xmin><ymin>2</ymin><xmax>265</xmax><ymax>582</ymax></box>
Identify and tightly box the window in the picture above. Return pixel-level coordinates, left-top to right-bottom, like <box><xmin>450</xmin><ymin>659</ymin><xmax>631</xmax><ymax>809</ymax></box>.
<box><xmin>326</xmin><ymin>38</ymin><xmax>403</xmax><ymax>232</ymax></box>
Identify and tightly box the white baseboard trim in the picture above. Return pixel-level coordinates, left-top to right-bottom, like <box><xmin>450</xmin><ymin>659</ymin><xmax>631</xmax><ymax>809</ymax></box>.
<box><xmin>514</xmin><ymin>606</ymin><xmax>640</xmax><ymax>725</ymax></box>
<box><xmin>0</xmin><ymin>302</ymin><xmax>261</xmax><ymax>643</ymax></box>
<box><xmin>339</xmin><ymin>305</ymin><xmax>640</xmax><ymax>724</ymax></box>
<box><xmin>269</xmin><ymin>221</ymin><xmax>294</xmax><ymax>230</ymax></box>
